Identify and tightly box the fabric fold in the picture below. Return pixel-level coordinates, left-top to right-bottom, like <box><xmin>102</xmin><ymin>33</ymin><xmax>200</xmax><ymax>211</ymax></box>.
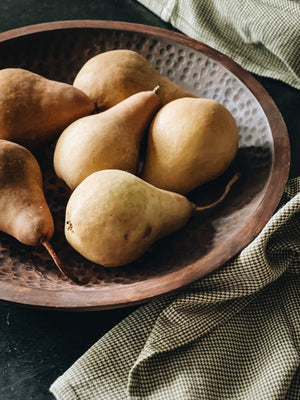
<box><xmin>137</xmin><ymin>0</ymin><xmax>300</xmax><ymax>89</ymax></box>
<box><xmin>128</xmin><ymin>275</ymin><xmax>300</xmax><ymax>399</ymax></box>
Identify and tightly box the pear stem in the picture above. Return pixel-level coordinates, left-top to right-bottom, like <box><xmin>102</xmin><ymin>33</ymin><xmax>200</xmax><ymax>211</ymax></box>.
<box><xmin>153</xmin><ymin>85</ymin><xmax>160</xmax><ymax>94</ymax></box>
<box><xmin>191</xmin><ymin>172</ymin><xmax>241</xmax><ymax>211</ymax></box>
<box><xmin>41</xmin><ymin>239</ymin><xmax>79</xmax><ymax>284</ymax></box>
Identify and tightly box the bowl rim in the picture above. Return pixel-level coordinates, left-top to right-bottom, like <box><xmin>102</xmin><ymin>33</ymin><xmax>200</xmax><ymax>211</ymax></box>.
<box><xmin>0</xmin><ymin>20</ymin><xmax>290</xmax><ymax>311</ymax></box>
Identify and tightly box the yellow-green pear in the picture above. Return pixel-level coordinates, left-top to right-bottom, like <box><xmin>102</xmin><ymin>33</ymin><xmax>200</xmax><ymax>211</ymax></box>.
<box><xmin>53</xmin><ymin>89</ymin><xmax>160</xmax><ymax>190</ymax></box>
<box><xmin>142</xmin><ymin>97</ymin><xmax>239</xmax><ymax>194</ymax></box>
<box><xmin>0</xmin><ymin>139</ymin><xmax>54</xmax><ymax>246</ymax></box>
<box><xmin>0</xmin><ymin>68</ymin><xmax>95</xmax><ymax>150</ymax></box>
<box><xmin>64</xmin><ymin>169</ymin><xmax>193</xmax><ymax>267</ymax></box>
<box><xmin>73</xmin><ymin>49</ymin><xmax>197</xmax><ymax>111</ymax></box>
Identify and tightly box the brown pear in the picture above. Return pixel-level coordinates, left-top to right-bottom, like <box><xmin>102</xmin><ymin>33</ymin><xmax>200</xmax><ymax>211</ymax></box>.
<box><xmin>65</xmin><ymin>169</ymin><xmax>193</xmax><ymax>267</ymax></box>
<box><xmin>53</xmin><ymin>89</ymin><xmax>160</xmax><ymax>190</ymax></box>
<box><xmin>64</xmin><ymin>169</ymin><xmax>239</xmax><ymax>268</ymax></box>
<box><xmin>0</xmin><ymin>68</ymin><xmax>95</xmax><ymax>151</ymax></box>
<box><xmin>73</xmin><ymin>49</ymin><xmax>197</xmax><ymax>111</ymax></box>
<box><xmin>0</xmin><ymin>139</ymin><xmax>54</xmax><ymax>246</ymax></box>
<box><xmin>142</xmin><ymin>98</ymin><xmax>239</xmax><ymax>194</ymax></box>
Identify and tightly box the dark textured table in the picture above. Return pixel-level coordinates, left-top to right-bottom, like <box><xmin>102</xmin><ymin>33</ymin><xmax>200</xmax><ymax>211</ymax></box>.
<box><xmin>0</xmin><ymin>1</ymin><xmax>299</xmax><ymax>399</ymax></box>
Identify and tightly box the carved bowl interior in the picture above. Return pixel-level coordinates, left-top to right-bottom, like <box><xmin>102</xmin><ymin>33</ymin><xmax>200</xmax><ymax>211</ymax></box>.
<box><xmin>0</xmin><ymin>21</ymin><xmax>290</xmax><ymax>310</ymax></box>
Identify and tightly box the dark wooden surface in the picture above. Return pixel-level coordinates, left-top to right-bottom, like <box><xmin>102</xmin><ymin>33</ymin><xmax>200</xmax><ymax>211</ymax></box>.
<box><xmin>0</xmin><ymin>1</ymin><xmax>299</xmax><ymax>399</ymax></box>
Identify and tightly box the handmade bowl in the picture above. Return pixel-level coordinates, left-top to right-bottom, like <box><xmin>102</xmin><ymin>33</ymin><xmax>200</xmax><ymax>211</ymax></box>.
<box><xmin>0</xmin><ymin>20</ymin><xmax>290</xmax><ymax>310</ymax></box>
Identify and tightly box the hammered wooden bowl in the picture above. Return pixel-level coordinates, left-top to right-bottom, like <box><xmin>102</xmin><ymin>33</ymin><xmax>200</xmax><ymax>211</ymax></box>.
<box><xmin>0</xmin><ymin>20</ymin><xmax>290</xmax><ymax>310</ymax></box>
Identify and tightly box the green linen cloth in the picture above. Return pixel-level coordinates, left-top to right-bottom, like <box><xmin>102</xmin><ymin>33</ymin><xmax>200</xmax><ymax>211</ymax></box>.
<box><xmin>50</xmin><ymin>177</ymin><xmax>300</xmax><ymax>399</ymax></box>
<box><xmin>136</xmin><ymin>0</ymin><xmax>300</xmax><ymax>89</ymax></box>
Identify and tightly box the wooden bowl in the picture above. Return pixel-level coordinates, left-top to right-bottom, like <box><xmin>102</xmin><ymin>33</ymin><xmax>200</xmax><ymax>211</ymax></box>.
<box><xmin>0</xmin><ymin>20</ymin><xmax>290</xmax><ymax>310</ymax></box>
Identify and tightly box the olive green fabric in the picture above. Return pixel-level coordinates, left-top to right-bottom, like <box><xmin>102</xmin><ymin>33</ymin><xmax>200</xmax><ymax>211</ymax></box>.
<box><xmin>50</xmin><ymin>178</ymin><xmax>300</xmax><ymax>399</ymax></box>
<box><xmin>137</xmin><ymin>0</ymin><xmax>300</xmax><ymax>89</ymax></box>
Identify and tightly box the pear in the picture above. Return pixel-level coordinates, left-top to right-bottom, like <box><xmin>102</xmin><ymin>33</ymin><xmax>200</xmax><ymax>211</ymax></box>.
<box><xmin>73</xmin><ymin>49</ymin><xmax>197</xmax><ymax>111</ymax></box>
<box><xmin>142</xmin><ymin>97</ymin><xmax>239</xmax><ymax>194</ymax></box>
<box><xmin>0</xmin><ymin>68</ymin><xmax>95</xmax><ymax>151</ymax></box>
<box><xmin>0</xmin><ymin>139</ymin><xmax>54</xmax><ymax>246</ymax></box>
<box><xmin>53</xmin><ymin>89</ymin><xmax>160</xmax><ymax>190</ymax></box>
<box><xmin>0</xmin><ymin>139</ymin><xmax>78</xmax><ymax>282</ymax></box>
<box><xmin>64</xmin><ymin>169</ymin><xmax>193</xmax><ymax>267</ymax></box>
